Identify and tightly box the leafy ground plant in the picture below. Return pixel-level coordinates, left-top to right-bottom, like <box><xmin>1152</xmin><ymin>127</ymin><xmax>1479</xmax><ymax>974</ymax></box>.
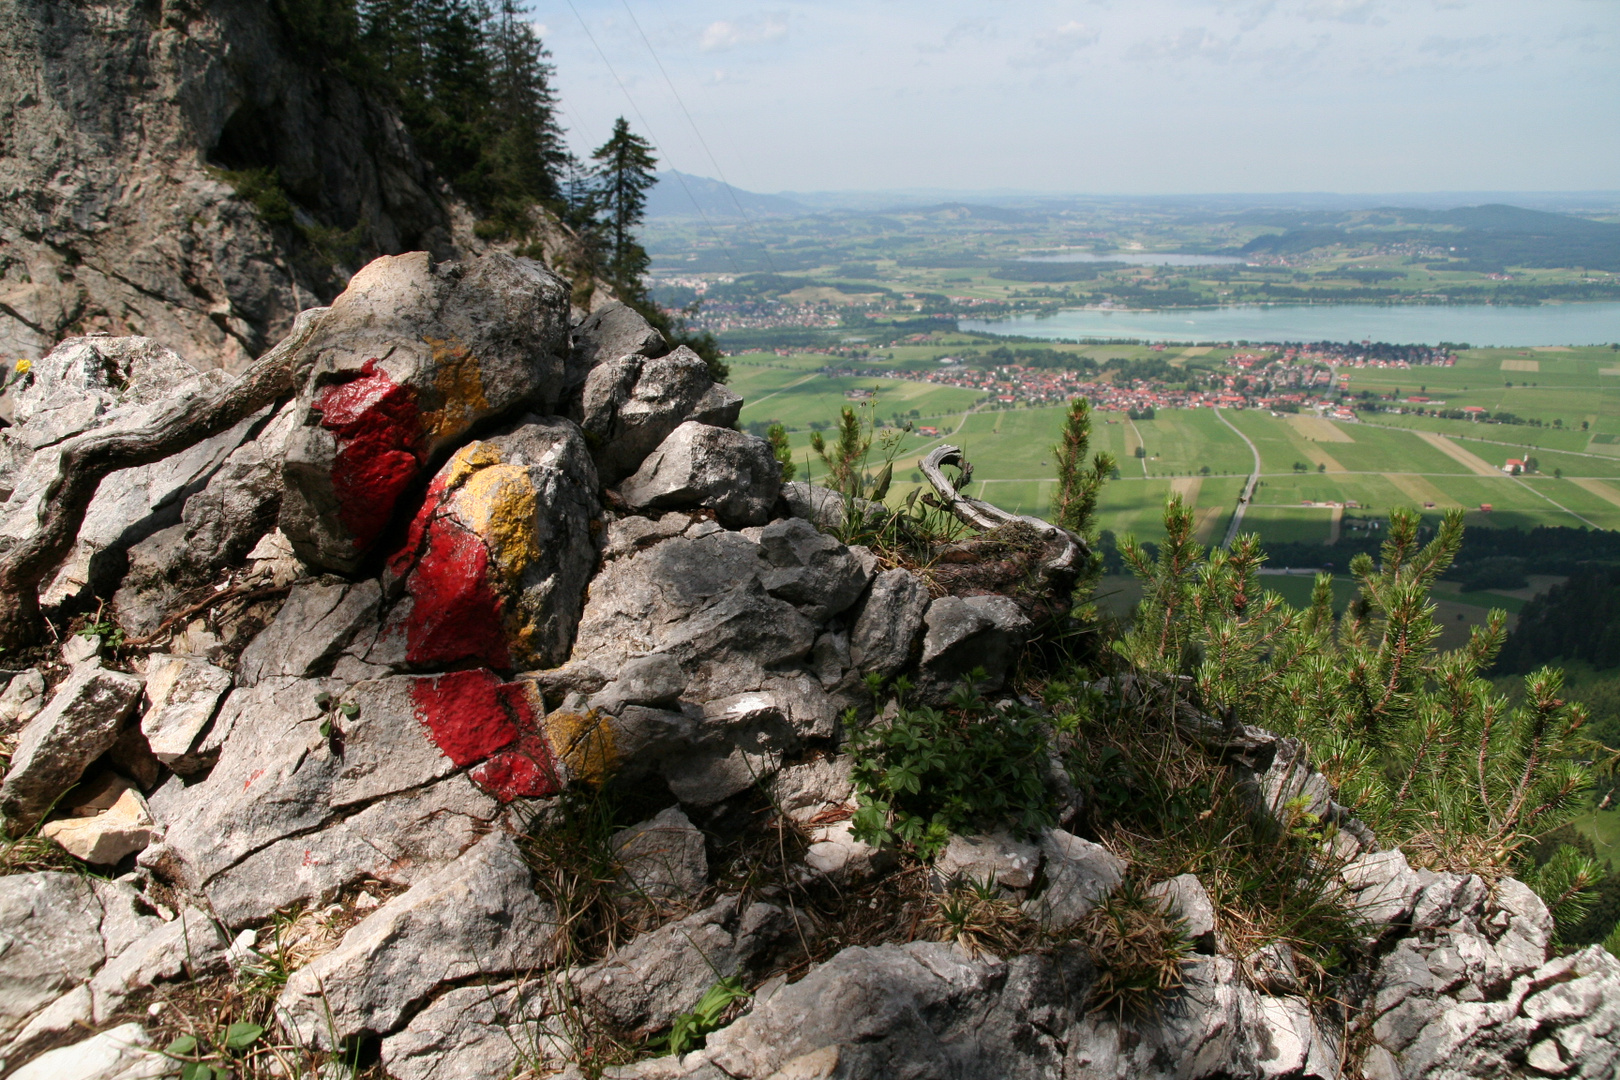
<box><xmin>846</xmin><ymin>674</ymin><xmax>1055</xmax><ymax>858</ymax></box>
<box><xmin>665</xmin><ymin>978</ymin><xmax>750</xmax><ymax>1057</ymax></box>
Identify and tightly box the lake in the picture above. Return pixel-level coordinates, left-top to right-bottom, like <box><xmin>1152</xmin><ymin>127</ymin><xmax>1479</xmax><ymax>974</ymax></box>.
<box><xmin>961</xmin><ymin>302</ymin><xmax>1620</xmax><ymax>346</ymax></box>
<box><xmin>1018</xmin><ymin>251</ymin><xmax>1245</xmax><ymax>267</ymax></box>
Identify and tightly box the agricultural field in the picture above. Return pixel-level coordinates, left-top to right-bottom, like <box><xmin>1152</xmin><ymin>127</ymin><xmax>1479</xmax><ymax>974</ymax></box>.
<box><xmin>734</xmin><ymin>345</ymin><xmax>1620</xmax><ymax>547</ymax></box>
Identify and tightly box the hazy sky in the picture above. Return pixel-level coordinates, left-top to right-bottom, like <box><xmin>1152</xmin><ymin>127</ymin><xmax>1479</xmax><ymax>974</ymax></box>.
<box><xmin>530</xmin><ymin>0</ymin><xmax>1620</xmax><ymax>195</ymax></box>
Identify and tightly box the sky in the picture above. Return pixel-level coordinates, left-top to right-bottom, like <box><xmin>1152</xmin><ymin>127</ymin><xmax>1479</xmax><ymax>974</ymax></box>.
<box><xmin>529</xmin><ymin>0</ymin><xmax>1620</xmax><ymax>196</ymax></box>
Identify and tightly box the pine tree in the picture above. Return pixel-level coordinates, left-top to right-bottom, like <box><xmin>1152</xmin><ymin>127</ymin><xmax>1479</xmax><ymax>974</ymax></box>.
<box><xmin>590</xmin><ymin>117</ymin><xmax>658</xmax><ymax>298</ymax></box>
<box><xmin>484</xmin><ymin>0</ymin><xmax>569</xmax><ymax>209</ymax></box>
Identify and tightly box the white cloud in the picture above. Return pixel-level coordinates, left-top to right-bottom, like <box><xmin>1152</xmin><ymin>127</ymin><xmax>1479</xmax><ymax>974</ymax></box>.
<box><xmin>700</xmin><ymin>14</ymin><xmax>788</xmax><ymax>52</ymax></box>
<box><xmin>1023</xmin><ymin>20</ymin><xmax>1101</xmax><ymax>65</ymax></box>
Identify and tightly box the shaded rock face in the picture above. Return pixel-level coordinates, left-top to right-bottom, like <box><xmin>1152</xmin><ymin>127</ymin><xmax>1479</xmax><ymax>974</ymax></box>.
<box><xmin>280</xmin><ymin>253</ymin><xmax>573</xmax><ymax>572</ymax></box>
<box><xmin>579</xmin><ymin>347</ymin><xmax>742</xmax><ymax>484</ymax></box>
<box><xmin>0</xmin><ymin>0</ymin><xmax>460</xmax><ymax>369</ymax></box>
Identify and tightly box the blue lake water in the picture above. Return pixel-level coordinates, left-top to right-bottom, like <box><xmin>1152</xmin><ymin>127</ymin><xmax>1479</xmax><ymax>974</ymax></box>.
<box><xmin>960</xmin><ymin>303</ymin><xmax>1620</xmax><ymax>346</ymax></box>
<box><xmin>1018</xmin><ymin>252</ymin><xmax>1245</xmax><ymax>266</ymax></box>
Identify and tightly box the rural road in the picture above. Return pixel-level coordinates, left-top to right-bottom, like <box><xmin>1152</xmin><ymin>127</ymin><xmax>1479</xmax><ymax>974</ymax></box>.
<box><xmin>1215</xmin><ymin>407</ymin><xmax>1262</xmax><ymax>548</ymax></box>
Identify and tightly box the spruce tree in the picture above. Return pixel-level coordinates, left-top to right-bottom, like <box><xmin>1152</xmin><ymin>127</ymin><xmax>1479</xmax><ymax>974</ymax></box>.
<box><xmin>590</xmin><ymin>117</ymin><xmax>658</xmax><ymax>298</ymax></box>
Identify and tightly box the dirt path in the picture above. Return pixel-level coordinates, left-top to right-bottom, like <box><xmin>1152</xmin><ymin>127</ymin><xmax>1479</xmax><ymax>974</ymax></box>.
<box><xmin>1383</xmin><ymin>473</ymin><xmax>1458</xmax><ymax>508</ymax></box>
<box><xmin>1327</xmin><ymin>505</ymin><xmax>1343</xmax><ymax>545</ymax></box>
<box><xmin>1415</xmin><ymin>432</ymin><xmax>1502</xmax><ymax>477</ymax></box>
<box><xmin>1215</xmin><ymin>408</ymin><xmax>1262</xmax><ymax>550</ymax></box>
<box><xmin>1126</xmin><ymin>418</ymin><xmax>1147</xmax><ymax>476</ymax></box>
<box><xmin>1569</xmin><ymin>476</ymin><xmax>1620</xmax><ymax>510</ymax></box>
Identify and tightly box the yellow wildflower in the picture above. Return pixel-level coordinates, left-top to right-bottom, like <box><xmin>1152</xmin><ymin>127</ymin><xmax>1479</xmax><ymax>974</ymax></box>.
<box><xmin>13</xmin><ymin>358</ymin><xmax>30</xmax><ymax>375</ymax></box>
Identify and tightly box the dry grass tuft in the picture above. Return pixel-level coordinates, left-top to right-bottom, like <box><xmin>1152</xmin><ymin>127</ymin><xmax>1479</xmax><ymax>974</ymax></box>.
<box><xmin>1079</xmin><ymin>879</ymin><xmax>1194</xmax><ymax>1018</ymax></box>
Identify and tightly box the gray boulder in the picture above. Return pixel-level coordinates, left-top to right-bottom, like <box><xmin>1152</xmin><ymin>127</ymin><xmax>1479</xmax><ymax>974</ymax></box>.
<box><xmin>0</xmin><ymin>873</ymin><xmax>107</xmax><ymax>1043</ymax></box>
<box><xmin>580</xmin><ymin>347</ymin><xmax>742</xmax><ymax>483</ymax></box>
<box><xmin>0</xmin><ymin>668</ymin><xmax>45</xmax><ymax>733</ymax></box>
<box><xmin>914</xmin><ymin>594</ymin><xmax>1032</xmax><ymax>702</ymax></box>
<box><xmin>755</xmin><ymin>517</ymin><xmax>873</xmax><ymax>623</ymax></box>
<box><xmin>235</xmin><ymin>578</ymin><xmax>380</xmax><ymax>687</ymax></box>
<box><xmin>933</xmin><ymin>830</ymin><xmax>1042</xmax><ymax>892</ymax></box>
<box><xmin>0</xmin><ymin>665</ymin><xmax>144</xmax><ymax>834</ymax></box>
<box><xmin>619</xmin><ymin>422</ymin><xmax>780</xmax><ymax>528</ymax></box>
<box><xmin>612</xmin><ymin>806</ymin><xmax>708</xmax><ymax>902</ymax></box>
<box><xmin>1022</xmin><ymin>827</ymin><xmax>1125</xmax><ymax>929</ymax></box>
<box><xmin>139</xmin><ymin>656</ymin><xmax>232</xmax><ymax>769</ymax></box>
<box><xmin>279</xmin><ymin>252</ymin><xmax>572</xmax><ymax>572</ymax></box>
<box><xmin>204</xmin><ymin>775</ymin><xmax>501</xmax><ymax>928</ymax></box>
<box><xmin>278</xmin><ymin>830</ymin><xmax>559</xmax><ymax>1048</ymax></box>
<box><xmin>572</xmin><ymin>301</ymin><xmax>667</xmax><ymax>370</ymax></box>
<box><xmin>1150</xmin><ymin>874</ymin><xmax>1219</xmax><ymax>953</ymax></box>
<box><xmin>849</xmin><ymin>569</ymin><xmax>930</xmax><ymax>679</ymax></box>
<box><xmin>6</xmin><ymin>1022</ymin><xmax>165</xmax><ymax>1080</ymax></box>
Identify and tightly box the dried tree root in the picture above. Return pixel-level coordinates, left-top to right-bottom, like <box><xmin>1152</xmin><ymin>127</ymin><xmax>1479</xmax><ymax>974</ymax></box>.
<box><xmin>919</xmin><ymin>443</ymin><xmax>1088</xmax><ymax>587</ymax></box>
<box><xmin>0</xmin><ymin>308</ymin><xmax>329</xmax><ymax>649</ymax></box>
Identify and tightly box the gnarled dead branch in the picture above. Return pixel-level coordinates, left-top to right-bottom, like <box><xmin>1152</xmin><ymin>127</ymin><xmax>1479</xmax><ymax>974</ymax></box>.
<box><xmin>920</xmin><ymin>443</ymin><xmax>1089</xmax><ymax>587</ymax></box>
<box><xmin>0</xmin><ymin>308</ymin><xmax>329</xmax><ymax>648</ymax></box>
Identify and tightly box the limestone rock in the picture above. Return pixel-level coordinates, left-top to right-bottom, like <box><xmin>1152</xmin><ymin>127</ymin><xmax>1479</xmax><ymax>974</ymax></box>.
<box><xmin>755</xmin><ymin>517</ymin><xmax>873</xmax><ymax>623</ymax></box>
<box><xmin>801</xmin><ymin>820</ymin><xmax>890</xmax><ymax>883</ymax></box>
<box><xmin>6</xmin><ymin>1022</ymin><xmax>165</xmax><ymax>1080</ymax></box>
<box><xmin>0</xmin><ymin>668</ymin><xmax>45</xmax><ymax>733</ymax></box>
<box><xmin>849</xmin><ymin>569</ymin><xmax>930</xmax><ymax>679</ymax></box>
<box><xmin>618</xmin><ymin>422</ymin><xmax>781</xmax><ymax>528</ymax></box>
<box><xmin>933</xmin><ymin>831</ymin><xmax>1042</xmax><ymax>892</ymax></box>
<box><xmin>0</xmin><ymin>665</ymin><xmax>144</xmax><ymax>834</ymax></box>
<box><xmin>279</xmin><ymin>253</ymin><xmax>572</xmax><ymax>572</ymax></box>
<box><xmin>139</xmin><ymin>656</ymin><xmax>232</xmax><ymax>768</ymax></box>
<box><xmin>1150</xmin><ymin>874</ymin><xmax>1219</xmax><ymax>953</ymax></box>
<box><xmin>1022</xmin><ymin>827</ymin><xmax>1125</xmax><ymax>929</ymax></box>
<box><xmin>40</xmin><ymin>790</ymin><xmax>155</xmax><ymax>866</ymax></box>
<box><xmin>779</xmin><ymin>481</ymin><xmax>886</xmax><ymax>533</ymax></box>
<box><xmin>580</xmin><ymin>347</ymin><xmax>742</xmax><ymax>483</ymax></box>
<box><xmin>613</xmin><ymin>806</ymin><xmax>708</xmax><ymax>902</ymax></box>
<box><xmin>235</xmin><ymin>578</ymin><xmax>380</xmax><ymax>686</ymax></box>
<box><xmin>914</xmin><ymin>594</ymin><xmax>1032</xmax><ymax>702</ymax></box>
<box><xmin>571</xmin><ymin>301</ymin><xmax>667</xmax><ymax>371</ymax></box>
<box><xmin>0</xmin><ymin>873</ymin><xmax>106</xmax><ymax>1042</ymax></box>
<box><xmin>768</xmin><ymin>756</ymin><xmax>855</xmax><ymax>823</ymax></box>
<box><xmin>573</xmin><ymin>898</ymin><xmax>787</xmax><ymax>1038</ymax></box>
<box><xmin>1342</xmin><ymin>849</ymin><xmax>1423</xmax><ymax>928</ymax></box>
<box><xmin>379</xmin><ymin>981</ymin><xmax>563</xmax><ymax>1080</ymax></box>
<box><xmin>7</xmin><ymin>336</ymin><xmax>213</xmax><ymax>448</ymax></box>
<box><xmin>86</xmin><ymin>907</ymin><xmax>226</xmax><ymax>1022</ymax></box>
<box><xmin>278</xmin><ymin>831</ymin><xmax>559</xmax><ymax>1048</ymax></box>
<box><xmin>204</xmin><ymin>774</ymin><xmax>501</xmax><ymax>928</ymax></box>
<box><xmin>383</xmin><ymin>417</ymin><xmax>599</xmax><ymax>671</ymax></box>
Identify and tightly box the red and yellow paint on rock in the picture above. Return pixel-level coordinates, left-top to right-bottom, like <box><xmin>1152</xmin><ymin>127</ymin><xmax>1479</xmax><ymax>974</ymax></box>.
<box><xmin>408</xmin><ymin>669</ymin><xmax>618</xmax><ymax>802</ymax></box>
<box><xmin>308</xmin><ymin>339</ymin><xmax>494</xmax><ymax>557</ymax></box>
<box><xmin>388</xmin><ymin>440</ymin><xmax>547</xmax><ymax>670</ymax></box>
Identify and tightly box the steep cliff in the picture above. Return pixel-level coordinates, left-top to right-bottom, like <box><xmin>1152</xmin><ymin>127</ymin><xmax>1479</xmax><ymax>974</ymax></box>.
<box><xmin>0</xmin><ymin>0</ymin><xmax>583</xmax><ymax>372</ymax></box>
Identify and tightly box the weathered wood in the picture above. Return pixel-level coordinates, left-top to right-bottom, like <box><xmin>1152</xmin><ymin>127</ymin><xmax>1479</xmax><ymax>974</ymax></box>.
<box><xmin>919</xmin><ymin>443</ymin><xmax>1089</xmax><ymax>580</ymax></box>
<box><xmin>0</xmin><ymin>308</ymin><xmax>329</xmax><ymax>648</ymax></box>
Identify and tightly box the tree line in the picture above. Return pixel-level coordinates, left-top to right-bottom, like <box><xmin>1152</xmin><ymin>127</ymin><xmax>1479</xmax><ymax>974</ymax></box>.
<box><xmin>274</xmin><ymin>0</ymin><xmax>720</xmax><ymax>370</ymax></box>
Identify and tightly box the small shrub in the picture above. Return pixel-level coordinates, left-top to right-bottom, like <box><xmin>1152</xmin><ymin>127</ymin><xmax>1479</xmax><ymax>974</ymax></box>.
<box><xmin>846</xmin><ymin>675</ymin><xmax>1055</xmax><ymax>858</ymax></box>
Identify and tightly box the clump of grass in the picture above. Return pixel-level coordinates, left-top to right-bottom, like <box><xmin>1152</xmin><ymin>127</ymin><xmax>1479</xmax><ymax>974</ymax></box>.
<box><xmin>922</xmin><ymin>876</ymin><xmax>1036</xmax><ymax>957</ymax></box>
<box><xmin>1048</xmin><ymin>676</ymin><xmax>1366</xmax><ymax>987</ymax></box>
<box><xmin>1079</xmin><ymin>878</ymin><xmax>1194</xmax><ymax>1018</ymax></box>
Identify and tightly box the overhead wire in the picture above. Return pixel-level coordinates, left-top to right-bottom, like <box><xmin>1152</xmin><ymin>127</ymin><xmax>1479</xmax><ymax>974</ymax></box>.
<box><xmin>615</xmin><ymin>0</ymin><xmax>779</xmax><ymax>274</ymax></box>
<box><xmin>561</xmin><ymin>0</ymin><xmax>744</xmax><ymax>276</ymax></box>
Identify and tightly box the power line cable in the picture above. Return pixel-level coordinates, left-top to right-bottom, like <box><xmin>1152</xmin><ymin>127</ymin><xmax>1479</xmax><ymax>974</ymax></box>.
<box><xmin>561</xmin><ymin>0</ymin><xmax>743</xmax><ymax>276</ymax></box>
<box><xmin>616</xmin><ymin>0</ymin><xmax>778</xmax><ymax>274</ymax></box>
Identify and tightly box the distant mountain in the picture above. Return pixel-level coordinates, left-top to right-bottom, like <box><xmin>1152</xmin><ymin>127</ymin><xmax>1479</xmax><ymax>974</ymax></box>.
<box><xmin>645</xmin><ymin>172</ymin><xmax>806</xmax><ymax>220</ymax></box>
<box><xmin>1236</xmin><ymin>204</ymin><xmax>1620</xmax><ymax>271</ymax></box>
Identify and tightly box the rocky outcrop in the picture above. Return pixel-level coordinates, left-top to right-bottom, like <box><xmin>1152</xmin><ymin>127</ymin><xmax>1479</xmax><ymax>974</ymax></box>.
<box><xmin>1</xmin><ymin>255</ymin><xmax>1613</xmax><ymax>1080</ymax></box>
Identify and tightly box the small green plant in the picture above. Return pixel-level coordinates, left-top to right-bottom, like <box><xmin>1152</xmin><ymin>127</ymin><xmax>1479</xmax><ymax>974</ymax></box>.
<box><xmin>846</xmin><ymin>674</ymin><xmax>1055</xmax><ymax>858</ymax></box>
<box><xmin>766</xmin><ymin>423</ymin><xmax>796</xmax><ymax>482</ymax></box>
<box><xmin>665</xmin><ymin>977</ymin><xmax>749</xmax><ymax>1056</ymax></box>
<box><xmin>161</xmin><ymin>1021</ymin><xmax>265</xmax><ymax>1080</ymax></box>
<box><xmin>78</xmin><ymin>602</ymin><xmax>125</xmax><ymax>649</ymax></box>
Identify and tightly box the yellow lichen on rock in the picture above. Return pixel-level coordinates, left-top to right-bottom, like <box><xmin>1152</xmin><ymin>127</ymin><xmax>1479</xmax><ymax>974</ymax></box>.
<box><xmin>543</xmin><ymin>709</ymin><xmax>618</xmax><ymax>787</ymax></box>
<box><xmin>421</xmin><ymin>336</ymin><xmax>491</xmax><ymax>440</ymax></box>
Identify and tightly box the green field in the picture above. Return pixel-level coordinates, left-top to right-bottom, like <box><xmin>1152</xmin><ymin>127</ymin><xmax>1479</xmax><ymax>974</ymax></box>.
<box><xmin>733</xmin><ymin>345</ymin><xmax>1620</xmax><ymax>547</ymax></box>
